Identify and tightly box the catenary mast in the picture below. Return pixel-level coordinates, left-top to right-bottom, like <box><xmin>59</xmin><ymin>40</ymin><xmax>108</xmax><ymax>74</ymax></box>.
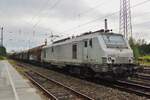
<box><xmin>119</xmin><ymin>0</ymin><xmax>132</xmax><ymax>40</ymax></box>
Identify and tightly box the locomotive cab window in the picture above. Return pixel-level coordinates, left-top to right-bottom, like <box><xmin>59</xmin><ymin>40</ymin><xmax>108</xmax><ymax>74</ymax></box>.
<box><xmin>102</xmin><ymin>34</ymin><xmax>128</xmax><ymax>48</ymax></box>
<box><xmin>72</xmin><ymin>44</ymin><xmax>77</xmax><ymax>59</ymax></box>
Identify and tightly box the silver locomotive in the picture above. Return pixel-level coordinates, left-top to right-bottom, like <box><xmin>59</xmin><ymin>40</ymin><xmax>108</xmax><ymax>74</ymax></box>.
<box><xmin>41</xmin><ymin>30</ymin><xmax>137</xmax><ymax>78</ymax></box>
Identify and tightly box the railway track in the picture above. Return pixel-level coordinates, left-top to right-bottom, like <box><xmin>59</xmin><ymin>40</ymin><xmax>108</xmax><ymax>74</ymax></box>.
<box><xmin>25</xmin><ymin>69</ymin><xmax>94</xmax><ymax>100</ymax></box>
<box><xmin>14</xmin><ymin>61</ymin><xmax>150</xmax><ymax>99</ymax></box>
<box><xmin>140</xmin><ymin>67</ymin><xmax>150</xmax><ymax>74</ymax></box>
<box><xmin>115</xmin><ymin>79</ymin><xmax>150</xmax><ymax>98</ymax></box>
<box><xmin>135</xmin><ymin>73</ymin><xmax>150</xmax><ymax>81</ymax></box>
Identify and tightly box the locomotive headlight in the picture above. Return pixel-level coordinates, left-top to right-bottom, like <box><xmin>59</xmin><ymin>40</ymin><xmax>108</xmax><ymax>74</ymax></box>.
<box><xmin>111</xmin><ymin>57</ymin><xmax>115</xmax><ymax>64</ymax></box>
<box><xmin>129</xmin><ymin>59</ymin><xmax>131</xmax><ymax>63</ymax></box>
<box><xmin>108</xmin><ymin>57</ymin><xmax>111</xmax><ymax>61</ymax></box>
<box><xmin>129</xmin><ymin>57</ymin><xmax>133</xmax><ymax>63</ymax></box>
<box><xmin>108</xmin><ymin>56</ymin><xmax>115</xmax><ymax>64</ymax></box>
<box><xmin>111</xmin><ymin>59</ymin><xmax>115</xmax><ymax>64</ymax></box>
<box><xmin>102</xmin><ymin>57</ymin><xmax>116</xmax><ymax>64</ymax></box>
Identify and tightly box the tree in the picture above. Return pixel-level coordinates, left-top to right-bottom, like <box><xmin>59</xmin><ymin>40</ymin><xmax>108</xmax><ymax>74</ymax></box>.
<box><xmin>0</xmin><ymin>46</ymin><xmax>6</xmax><ymax>56</ymax></box>
<box><xmin>139</xmin><ymin>43</ymin><xmax>150</xmax><ymax>55</ymax></box>
<box><xmin>129</xmin><ymin>37</ymin><xmax>140</xmax><ymax>60</ymax></box>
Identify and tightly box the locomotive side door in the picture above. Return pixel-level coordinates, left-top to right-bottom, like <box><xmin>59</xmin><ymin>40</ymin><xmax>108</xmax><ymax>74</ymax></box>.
<box><xmin>72</xmin><ymin>44</ymin><xmax>77</xmax><ymax>59</ymax></box>
<box><xmin>83</xmin><ymin>40</ymin><xmax>88</xmax><ymax>61</ymax></box>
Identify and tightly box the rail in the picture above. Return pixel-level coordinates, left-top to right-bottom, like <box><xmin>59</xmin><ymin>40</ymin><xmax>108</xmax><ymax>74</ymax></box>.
<box><xmin>25</xmin><ymin>70</ymin><xmax>94</xmax><ymax>100</ymax></box>
<box><xmin>115</xmin><ymin>80</ymin><xmax>150</xmax><ymax>98</ymax></box>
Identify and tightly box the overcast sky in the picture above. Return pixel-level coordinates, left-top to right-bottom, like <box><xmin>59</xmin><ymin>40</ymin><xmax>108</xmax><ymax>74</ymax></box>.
<box><xmin>0</xmin><ymin>0</ymin><xmax>150</xmax><ymax>52</ymax></box>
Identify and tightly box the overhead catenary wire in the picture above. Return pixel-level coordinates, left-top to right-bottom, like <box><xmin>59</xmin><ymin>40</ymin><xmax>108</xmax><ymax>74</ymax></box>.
<box><xmin>19</xmin><ymin>0</ymin><xmax>60</xmax><ymax>48</ymax></box>
<box><xmin>6</xmin><ymin>0</ymin><xmax>53</xmax><ymax>49</ymax></box>
<box><xmin>31</xmin><ymin>0</ymin><xmax>110</xmax><ymax>37</ymax></box>
<box><xmin>78</xmin><ymin>1</ymin><xmax>108</xmax><ymax>17</ymax></box>
<box><xmin>32</xmin><ymin>0</ymin><xmax>61</xmax><ymax>29</ymax></box>
<box><xmin>31</xmin><ymin>0</ymin><xmax>61</xmax><ymax>46</ymax></box>
<box><xmin>4</xmin><ymin>0</ymin><xmax>150</xmax><ymax>51</ymax></box>
<box><xmin>16</xmin><ymin>0</ymin><xmax>52</xmax><ymax>32</ymax></box>
<box><xmin>27</xmin><ymin>0</ymin><xmax>111</xmax><ymax>38</ymax></box>
<box><xmin>60</xmin><ymin>0</ymin><xmax>150</xmax><ymax>34</ymax></box>
<box><xmin>28</xmin><ymin>0</ymin><xmax>52</xmax><ymax>25</ymax></box>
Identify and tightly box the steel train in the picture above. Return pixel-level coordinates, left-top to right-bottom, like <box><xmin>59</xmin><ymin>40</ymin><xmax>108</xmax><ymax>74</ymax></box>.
<box><xmin>11</xmin><ymin>30</ymin><xmax>139</xmax><ymax>78</ymax></box>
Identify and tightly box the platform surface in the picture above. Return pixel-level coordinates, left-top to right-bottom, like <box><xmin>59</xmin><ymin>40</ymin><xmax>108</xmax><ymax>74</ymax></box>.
<box><xmin>0</xmin><ymin>60</ymin><xmax>43</xmax><ymax>100</ymax></box>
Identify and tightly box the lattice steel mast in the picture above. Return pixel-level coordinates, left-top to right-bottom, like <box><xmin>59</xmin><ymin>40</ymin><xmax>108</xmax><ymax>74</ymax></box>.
<box><xmin>119</xmin><ymin>0</ymin><xmax>132</xmax><ymax>40</ymax></box>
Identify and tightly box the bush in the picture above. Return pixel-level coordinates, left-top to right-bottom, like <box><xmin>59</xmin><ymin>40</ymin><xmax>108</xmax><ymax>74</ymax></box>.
<box><xmin>0</xmin><ymin>46</ymin><xmax>6</xmax><ymax>56</ymax></box>
<box><xmin>129</xmin><ymin>38</ymin><xmax>140</xmax><ymax>60</ymax></box>
<box><xmin>138</xmin><ymin>56</ymin><xmax>150</xmax><ymax>65</ymax></box>
<box><xmin>0</xmin><ymin>56</ymin><xmax>5</xmax><ymax>60</ymax></box>
<box><xmin>132</xmin><ymin>45</ymin><xmax>140</xmax><ymax>60</ymax></box>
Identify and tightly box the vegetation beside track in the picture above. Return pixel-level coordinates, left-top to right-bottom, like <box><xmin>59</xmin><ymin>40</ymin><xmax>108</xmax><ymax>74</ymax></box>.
<box><xmin>0</xmin><ymin>56</ymin><xmax>6</xmax><ymax>60</ymax></box>
<box><xmin>129</xmin><ymin>38</ymin><xmax>150</xmax><ymax>66</ymax></box>
<box><xmin>0</xmin><ymin>46</ymin><xmax>6</xmax><ymax>56</ymax></box>
<box><xmin>8</xmin><ymin>60</ymin><xmax>28</xmax><ymax>74</ymax></box>
<box><xmin>138</xmin><ymin>56</ymin><xmax>150</xmax><ymax>66</ymax></box>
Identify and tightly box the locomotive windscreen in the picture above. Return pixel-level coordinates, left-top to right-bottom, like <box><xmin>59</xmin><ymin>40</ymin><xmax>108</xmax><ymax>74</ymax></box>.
<box><xmin>102</xmin><ymin>34</ymin><xmax>128</xmax><ymax>48</ymax></box>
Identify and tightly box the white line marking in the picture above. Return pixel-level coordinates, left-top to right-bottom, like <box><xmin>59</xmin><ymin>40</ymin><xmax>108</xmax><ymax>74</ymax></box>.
<box><xmin>6</xmin><ymin>62</ymin><xmax>20</xmax><ymax>100</ymax></box>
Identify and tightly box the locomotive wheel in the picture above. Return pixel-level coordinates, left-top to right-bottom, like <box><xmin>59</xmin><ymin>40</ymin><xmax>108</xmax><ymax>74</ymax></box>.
<box><xmin>81</xmin><ymin>67</ymin><xmax>95</xmax><ymax>78</ymax></box>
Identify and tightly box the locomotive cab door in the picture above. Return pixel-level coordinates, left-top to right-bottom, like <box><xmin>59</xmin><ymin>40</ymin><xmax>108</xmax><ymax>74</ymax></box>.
<box><xmin>83</xmin><ymin>40</ymin><xmax>88</xmax><ymax>61</ymax></box>
<box><xmin>72</xmin><ymin>44</ymin><xmax>77</xmax><ymax>59</ymax></box>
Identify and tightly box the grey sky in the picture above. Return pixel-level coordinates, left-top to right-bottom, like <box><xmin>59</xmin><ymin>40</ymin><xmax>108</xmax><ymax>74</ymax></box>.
<box><xmin>0</xmin><ymin>0</ymin><xmax>150</xmax><ymax>52</ymax></box>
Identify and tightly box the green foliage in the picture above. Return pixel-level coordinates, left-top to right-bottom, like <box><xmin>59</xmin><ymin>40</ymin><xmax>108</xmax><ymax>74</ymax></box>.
<box><xmin>142</xmin><ymin>55</ymin><xmax>150</xmax><ymax>59</ymax></box>
<box><xmin>138</xmin><ymin>44</ymin><xmax>150</xmax><ymax>55</ymax></box>
<box><xmin>0</xmin><ymin>56</ymin><xmax>6</xmax><ymax>60</ymax></box>
<box><xmin>132</xmin><ymin>45</ymin><xmax>140</xmax><ymax>60</ymax></box>
<box><xmin>0</xmin><ymin>46</ymin><xmax>6</xmax><ymax>56</ymax></box>
<box><xmin>129</xmin><ymin>38</ymin><xmax>140</xmax><ymax>60</ymax></box>
<box><xmin>129</xmin><ymin>38</ymin><xmax>150</xmax><ymax>65</ymax></box>
<box><xmin>138</xmin><ymin>55</ymin><xmax>150</xmax><ymax>66</ymax></box>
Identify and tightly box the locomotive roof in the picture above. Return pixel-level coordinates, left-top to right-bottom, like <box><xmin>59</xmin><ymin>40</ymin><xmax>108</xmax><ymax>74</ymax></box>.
<box><xmin>43</xmin><ymin>29</ymin><xmax>122</xmax><ymax>49</ymax></box>
<box><xmin>52</xmin><ymin>29</ymin><xmax>106</xmax><ymax>44</ymax></box>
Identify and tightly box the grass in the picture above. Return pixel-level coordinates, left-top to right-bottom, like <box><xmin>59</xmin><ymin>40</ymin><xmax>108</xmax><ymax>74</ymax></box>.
<box><xmin>141</xmin><ymin>55</ymin><xmax>150</xmax><ymax>59</ymax></box>
<box><xmin>8</xmin><ymin>60</ymin><xmax>28</xmax><ymax>74</ymax></box>
<box><xmin>0</xmin><ymin>56</ymin><xmax>6</xmax><ymax>60</ymax></box>
<box><xmin>138</xmin><ymin>55</ymin><xmax>150</xmax><ymax>66</ymax></box>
